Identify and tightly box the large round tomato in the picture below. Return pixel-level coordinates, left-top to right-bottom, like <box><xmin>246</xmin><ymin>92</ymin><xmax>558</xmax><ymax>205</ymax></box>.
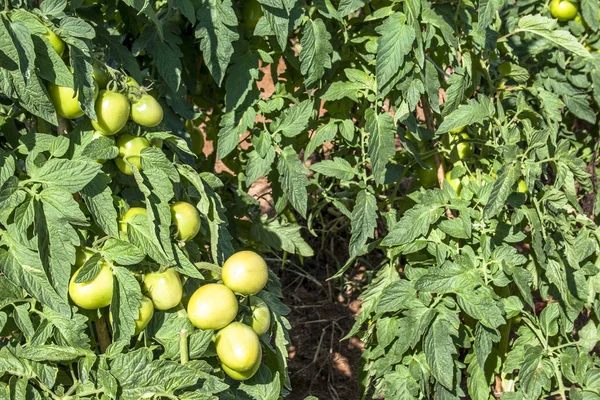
<box><xmin>43</xmin><ymin>28</ymin><xmax>65</xmax><ymax>57</ymax></box>
<box><xmin>550</xmin><ymin>0</ymin><xmax>578</xmax><ymax>21</ymax></box>
<box><xmin>91</xmin><ymin>91</ymin><xmax>130</xmax><ymax>135</ymax></box>
<box><xmin>445</xmin><ymin>171</ymin><xmax>462</xmax><ymax>195</ymax></box>
<box><xmin>115</xmin><ymin>133</ymin><xmax>150</xmax><ymax>175</ymax></box>
<box><xmin>450</xmin><ymin>132</ymin><xmax>473</xmax><ymax>161</ymax></box>
<box><xmin>130</xmin><ymin>94</ymin><xmax>163</xmax><ymax>127</ymax></box>
<box><xmin>143</xmin><ymin>269</ymin><xmax>183</xmax><ymax>310</ymax></box>
<box><xmin>416</xmin><ymin>158</ymin><xmax>439</xmax><ymax>188</ymax></box>
<box><xmin>187</xmin><ymin>283</ymin><xmax>238</xmax><ymax>330</ymax></box>
<box><xmin>221</xmin><ymin>251</ymin><xmax>268</xmax><ymax>295</ymax></box>
<box><xmin>222</xmin><ymin>346</ymin><xmax>262</xmax><ymax>381</ymax></box>
<box><xmin>48</xmin><ymin>83</ymin><xmax>84</xmax><ymax>119</ymax></box>
<box><xmin>69</xmin><ymin>262</ymin><xmax>113</xmax><ymax>310</ymax></box>
<box><xmin>92</xmin><ymin>63</ymin><xmax>109</xmax><ymax>89</ymax></box>
<box><xmin>134</xmin><ymin>296</ymin><xmax>155</xmax><ymax>334</ymax></box>
<box><xmin>119</xmin><ymin>206</ymin><xmax>147</xmax><ymax>233</ymax></box>
<box><xmin>215</xmin><ymin>322</ymin><xmax>262</xmax><ymax>372</ymax></box>
<box><xmin>242</xmin><ymin>0</ymin><xmax>263</xmax><ymax>35</ymax></box>
<box><xmin>245</xmin><ymin>296</ymin><xmax>271</xmax><ymax>335</ymax></box>
<box><xmin>170</xmin><ymin>201</ymin><xmax>201</xmax><ymax>241</ymax></box>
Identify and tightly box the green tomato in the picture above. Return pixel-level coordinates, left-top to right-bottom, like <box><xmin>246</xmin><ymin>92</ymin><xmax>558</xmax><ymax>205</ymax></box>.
<box><xmin>170</xmin><ymin>201</ymin><xmax>201</xmax><ymax>241</ymax></box>
<box><xmin>187</xmin><ymin>283</ymin><xmax>238</xmax><ymax>330</ymax></box>
<box><xmin>415</xmin><ymin>158</ymin><xmax>439</xmax><ymax>188</ymax></box>
<box><xmin>69</xmin><ymin>262</ymin><xmax>113</xmax><ymax>310</ymax></box>
<box><xmin>119</xmin><ymin>206</ymin><xmax>147</xmax><ymax>233</ymax></box>
<box><xmin>134</xmin><ymin>296</ymin><xmax>155</xmax><ymax>334</ymax></box>
<box><xmin>143</xmin><ymin>269</ymin><xmax>183</xmax><ymax>310</ymax></box>
<box><xmin>222</xmin><ymin>251</ymin><xmax>268</xmax><ymax>295</ymax></box>
<box><xmin>130</xmin><ymin>94</ymin><xmax>163</xmax><ymax>127</ymax></box>
<box><xmin>92</xmin><ymin>63</ymin><xmax>109</xmax><ymax>89</ymax></box>
<box><xmin>43</xmin><ymin>28</ymin><xmax>65</xmax><ymax>57</ymax></box>
<box><xmin>445</xmin><ymin>171</ymin><xmax>462</xmax><ymax>195</ymax></box>
<box><xmin>245</xmin><ymin>296</ymin><xmax>271</xmax><ymax>336</ymax></box>
<box><xmin>449</xmin><ymin>127</ymin><xmax>464</xmax><ymax>135</ymax></box>
<box><xmin>516</xmin><ymin>179</ymin><xmax>528</xmax><ymax>193</ymax></box>
<box><xmin>242</xmin><ymin>0</ymin><xmax>263</xmax><ymax>35</ymax></box>
<box><xmin>115</xmin><ymin>133</ymin><xmax>150</xmax><ymax>175</ymax></box>
<box><xmin>186</xmin><ymin>121</ymin><xmax>204</xmax><ymax>156</ymax></box>
<box><xmin>91</xmin><ymin>91</ymin><xmax>131</xmax><ymax>135</ymax></box>
<box><xmin>222</xmin><ymin>346</ymin><xmax>262</xmax><ymax>381</ymax></box>
<box><xmin>450</xmin><ymin>133</ymin><xmax>473</xmax><ymax>160</ymax></box>
<box><xmin>550</xmin><ymin>0</ymin><xmax>578</xmax><ymax>21</ymax></box>
<box><xmin>215</xmin><ymin>322</ymin><xmax>262</xmax><ymax>372</ymax></box>
<box><xmin>48</xmin><ymin>83</ymin><xmax>84</xmax><ymax>119</ymax></box>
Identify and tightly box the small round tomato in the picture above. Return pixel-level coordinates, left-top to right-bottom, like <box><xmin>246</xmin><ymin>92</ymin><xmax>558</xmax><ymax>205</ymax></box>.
<box><xmin>91</xmin><ymin>91</ymin><xmax>130</xmax><ymax>135</ymax></box>
<box><xmin>445</xmin><ymin>171</ymin><xmax>462</xmax><ymax>195</ymax></box>
<box><xmin>92</xmin><ymin>63</ymin><xmax>109</xmax><ymax>89</ymax></box>
<box><xmin>134</xmin><ymin>295</ymin><xmax>155</xmax><ymax>334</ymax></box>
<box><xmin>115</xmin><ymin>133</ymin><xmax>150</xmax><ymax>175</ymax></box>
<box><xmin>130</xmin><ymin>94</ymin><xmax>163</xmax><ymax>127</ymax></box>
<box><xmin>69</xmin><ymin>262</ymin><xmax>113</xmax><ymax>310</ymax></box>
<box><xmin>187</xmin><ymin>283</ymin><xmax>238</xmax><ymax>330</ymax></box>
<box><xmin>242</xmin><ymin>0</ymin><xmax>263</xmax><ymax>35</ymax></box>
<box><xmin>245</xmin><ymin>296</ymin><xmax>271</xmax><ymax>335</ymax></box>
<box><xmin>143</xmin><ymin>269</ymin><xmax>183</xmax><ymax>310</ymax></box>
<box><xmin>170</xmin><ymin>201</ymin><xmax>201</xmax><ymax>241</ymax></box>
<box><xmin>416</xmin><ymin>158</ymin><xmax>439</xmax><ymax>188</ymax></box>
<box><xmin>222</xmin><ymin>346</ymin><xmax>262</xmax><ymax>381</ymax></box>
<box><xmin>215</xmin><ymin>322</ymin><xmax>262</xmax><ymax>372</ymax></box>
<box><xmin>48</xmin><ymin>83</ymin><xmax>84</xmax><ymax>119</ymax></box>
<box><xmin>550</xmin><ymin>0</ymin><xmax>578</xmax><ymax>21</ymax></box>
<box><xmin>221</xmin><ymin>251</ymin><xmax>268</xmax><ymax>295</ymax></box>
<box><xmin>43</xmin><ymin>28</ymin><xmax>65</xmax><ymax>57</ymax></box>
<box><xmin>119</xmin><ymin>206</ymin><xmax>147</xmax><ymax>233</ymax></box>
<box><xmin>450</xmin><ymin>132</ymin><xmax>473</xmax><ymax>160</ymax></box>
<box><xmin>516</xmin><ymin>179</ymin><xmax>528</xmax><ymax>193</ymax></box>
<box><xmin>449</xmin><ymin>127</ymin><xmax>464</xmax><ymax>135</ymax></box>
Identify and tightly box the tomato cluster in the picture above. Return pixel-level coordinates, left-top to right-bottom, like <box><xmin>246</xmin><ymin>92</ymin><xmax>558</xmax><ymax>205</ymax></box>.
<box><xmin>68</xmin><ymin>250</ymin><xmax>271</xmax><ymax>381</ymax></box>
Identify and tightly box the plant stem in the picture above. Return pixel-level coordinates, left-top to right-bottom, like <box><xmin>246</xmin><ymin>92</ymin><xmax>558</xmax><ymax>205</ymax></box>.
<box><xmin>95</xmin><ymin>315</ymin><xmax>111</xmax><ymax>353</ymax></box>
<box><xmin>180</xmin><ymin>329</ymin><xmax>189</xmax><ymax>365</ymax></box>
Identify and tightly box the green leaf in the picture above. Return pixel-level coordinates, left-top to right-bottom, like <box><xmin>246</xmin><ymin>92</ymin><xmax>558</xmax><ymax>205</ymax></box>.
<box><xmin>519</xmin><ymin>345</ymin><xmax>546</xmax><ymax>399</ymax></box>
<box><xmin>424</xmin><ymin>316</ymin><xmax>457</xmax><ymax>390</ymax></box>
<box><xmin>517</xmin><ymin>15</ymin><xmax>592</xmax><ymax>58</ymax></box>
<box><xmin>195</xmin><ymin>0</ymin><xmax>239</xmax><ymax>85</ymax></box>
<box><xmin>310</xmin><ymin>158</ymin><xmax>356</xmax><ymax>181</ymax></box>
<box><xmin>20</xmin><ymin>345</ymin><xmax>88</xmax><ymax>362</ymax></box>
<box><xmin>349</xmin><ymin>190</ymin><xmax>378</xmax><ymax>258</ymax></box>
<box><xmin>482</xmin><ymin>161</ymin><xmax>520</xmax><ymax>220</ymax></box>
<box><xmin>225</xmin><ymin>50</ymin><xmax>259</xmax><ymax>112</ymax></box>
<box><xmin>338</xmin><ymin>0</ymin><xmax>367</xmax><ymax>16</ymax></box>
<box><xmin>383</xmin><ymin>204</ymin><xmax>444</xmax><ymax>247</ymax></box>
<box><xmin>300</xmin><ymin>18</ymin><xmax>333</xmax><ymax>88</ymax></box>
<box><xmin>437</xmin><ymin>94</ymin><xmax>495</xmax><ymax>134</ymax></box>
<box><xmin>277</xmin><ymin>146</ymin><xmax>309</xmax><ymax>218</ymax></box>
<box><xmin>246</xmin><ymin>148</ymin><xmax>276</xmax><ymax>186</ymax></box>
<box><xmin>111</xmin><ymin>266</ymin><xmax>141</xmax><ymax>341</ymax></box>
<box><xmin>475</xmin><ymin>323</ymin><xmax>500</xmax><ymax>369</ymax></box>
<box><xmin>217</xmin><ymin>106</ymin><xmax>256</xmax><ymax>159</ymax></box>
<box><xmin>271</xmin><ymin>100</ymin><xmax>313</xmax><ymax>138</ymax></box>
<box><xmin>304</xmin><ymin>121</ymin><xmax>338</xmax><ymax>160</ymax></box>
<box><xmin>365</xmin><ymin>109</ymin><xmax>396</xmax><ymax>185</ymax></box>
<box><xmin>376</xmin><ymin>13</ymin><xmax>415</xmax><ymax>96</ymax></box>
<box><xmin>250</xmin><ymin>217</ymin><xmax>314</xmax><ymax>257</ymax></box>
<box><xmin>40</xmin><ymin>0</ymin><xmax>67</xmax><ymax>16</ymax></box>
<box><xmin>126</xmin><ymin>214</ymin><xmax>171</xmax><ymax>265</ymax></box>
<box><xmin>102</xmin><ymin>238</ymin><xmax>145</xmax><ymax>266</ymax></box>
<box><xmin>582</xmin><ymin>0</ymin><xmax>600</xmax><ymax>31</ymax></box>
<box><xmin>30</xmin><ymin>159</ymin><xmax>100</xmax><ymax>193</ymax></box>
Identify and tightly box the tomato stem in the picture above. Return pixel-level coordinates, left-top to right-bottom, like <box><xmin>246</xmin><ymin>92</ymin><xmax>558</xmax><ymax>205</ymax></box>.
<box><xmin>180</xmin><ymin>329</ymin><xmax>189</xmax><ymax>365</ymax></box>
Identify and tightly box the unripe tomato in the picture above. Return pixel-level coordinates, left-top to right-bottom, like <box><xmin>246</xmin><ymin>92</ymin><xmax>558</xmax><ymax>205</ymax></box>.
<box><xmin>115</xmin><ymin>133</ymin><xmax>150</xmax><ymax>175</ymax></box>
<box><xmin>516</xmin><ymin>179</ymin><xmax>528</xmax><ymax>193</ymax></box>
<box><xmin>416</xmin><ymin>158</ymin><xmax>439</xmax><ymax>188</ymax></box>
<box><xmin>119</xmin><ymin>206</ymin><xmax>147</xmax><ymax>233</ymax></box>
<box><xmin>130</xmin><ymin>94</ymin><xmax>163</xmax><ymax>127</ymax></box>
<box><xmin>222</xmin><ymin>346</ymin><xmax>262</xmax><ymax>380</ymax></box>
<box><xmin>215</xmin><ymin>322</ymin><xmax>262</xmax><ymax>372</ymax></box>
<box><xmin>245</xmin><ymin>296</ymin><xmax>271</xmax><ymax>335</ymax></box>
<box><xmin>48</xmin><ymin>83</ymin><xmax>84</xmax><ymax>119</ymax></box>
<box><xmin>445</xmin><ymin>171</ymin><xmax>462</xmax><ymax>195</ymax></box>
<box><xmin>450</xmin><ymin>133</ymin><xmax>473</xmax><ymax>160</ymax></box>
<box><xmin>186</xmin><ymin>121</ymin><xmax>204</xmax><ymax>156</ymax></box>
<box><xmin>449</xmin><ymin>127</ymin><xmax>464</xmax><ymax>135</ymax></box>
<box><xmin>187</xmin><ymin>283</ymin><xmax>238</xmax><ymax>330</ymax></box>
<box><xmin>126</xmin><ymin>76</ymin><xmax>139</xmax><ymax>88</ymax></box>
<box><xmin>143</xmin><ymin>269</ymin><xmax>183</xmax><ymax>310</ymax></box>
<box><xmin>69</xmin><ymin>262</ymin><xmax>113</xmax><ymax>310</ymax></box>
<box><xmin>91</xmin><ymin>91</ymin><xmax>130</xmax><ymax>135</ymax></box>
<box><xmin>43</xmin><ymin>28</ymin><xmax>65</xmax><ymax>57</ymax></box>
<box><xmin>242</xmin><ymin>0</ymin><xmax>263</xmax><ymax>35</ymax></box>
<box><xmin>92</xmin><ymin>63</ymin><xmax>109</xmax><ymax>89</ymax></box>
<box><xmin>134</xmin><ymin>296</ymin><xmax>155</xmax><ymax>334</ymax></box>
<box><xmin>170</xmin><ymin>201</ymin><xmax>201</xmax><ymax>241</ymax></box>
<box><xmin>550</xmin><ymin>0</ymin><xmax>578</xmax><ymax>21</ymax></box>
<box><xmin>222</xmin><ymin>251</ymin><xmax>268</xmax><ymax>295</ymax></box>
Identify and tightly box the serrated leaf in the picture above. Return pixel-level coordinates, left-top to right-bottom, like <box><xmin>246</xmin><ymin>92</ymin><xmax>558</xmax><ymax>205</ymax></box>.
<box><xmin>110</xmin><ymin>266</ymin><xmax>141</xmax><ymax>341</ymax></box>
<box><xmin>271</xmin><ymin>100</ymin><xmax>313</xmax><ymax>138</ymax></box>
<box><xmin>437</xmin><ymin>94</ymin><xmax>495</xmax><ymax>133</ymax></box>
<box><xmin>81</xmin><ymin>174</ymin><xmax>119</xmax><ymax>238</ymax></box>
<box><xmin>30</xmin><ymin>159</ymin><xmax>100</xmax><ymax>193</ymax></box>
<box><xmin>425</xmin><ymin>316</ymin><xmax>457</xmax><ymax>389</ymax></box>
<box><xmin>277</xmin><ymin>146</ymin><xmax>309</xmax><ymax>217</ymax></box>
<box><xmin>349</xmin><ymin>190</ymin><xmax>378</xmax><ymax>258</ymax></box>
<box><xmin>365</xmin><ymin>109</ymin><xmax>396</xmax><ymax>185</ymax></box>
<box><xmin>310</xmin><ymin>158</ymin><xmax>356</xmax><ymax>181</ymax></box>
<box><xmin>300</xmin><ymin>18</ymin><xmax>333</xmax><ymax>88</ymax></box>
<box><xmin>518</xmin><ymin>15</ymin><xmax>591</xmax><ymax>58</ymax></box>
<box><xmin>376</xmin><ymin>13</ymin><xmax>415</xmax><ymax>96</ymax></box>
<box><xmin>482</xmin><ymin>161</ymin><xmax>520</xmax><ymax>220</ymax></box>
